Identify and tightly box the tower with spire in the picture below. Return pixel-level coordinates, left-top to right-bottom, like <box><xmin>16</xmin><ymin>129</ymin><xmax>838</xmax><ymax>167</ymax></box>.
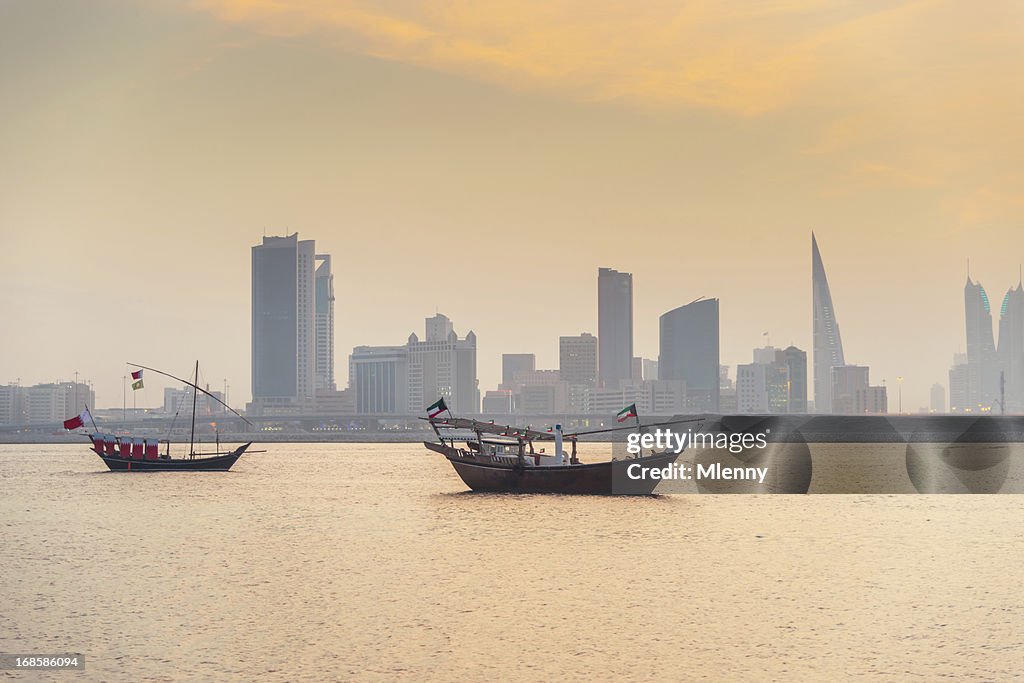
<box><xmin>811</xmin><ymin>233</ymin><xmax>846</xmax><ymax>413</ymax></box>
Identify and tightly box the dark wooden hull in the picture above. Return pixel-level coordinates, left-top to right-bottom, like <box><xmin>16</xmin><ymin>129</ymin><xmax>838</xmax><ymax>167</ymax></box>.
<box><xmin>426</xmin><ymin>441</ymin><xmax>680</xmax><ymax>495</ymax></box>
<box><xmin>97</xmin><ymin>443</ymin><xmax>251</xmax><ymax>471</ymax></box>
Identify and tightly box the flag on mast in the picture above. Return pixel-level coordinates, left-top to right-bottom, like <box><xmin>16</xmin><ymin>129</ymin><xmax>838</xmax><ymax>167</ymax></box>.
<box><xmin>616</xmin><ymin>403</ymin><xmax>638</xmax><ymax>423</ymax></box>
<box><xmin>426</xmin><ymin>397</ymin><xmax>449</xmax><ymax>418</ymax></box>
<box><xmin>131</xmin><ymin>370</ymin><xmax>143</xmax><ymax>380</ymax></box>
<box><xmin>131</xmin><ymin>379</ymin><xmax>144</xmax><ymax>390</ymax></box>
<box><xmin>63</xmin><ymin>408</ymin><xmax>92</xmax><ymax>430</ymax></box>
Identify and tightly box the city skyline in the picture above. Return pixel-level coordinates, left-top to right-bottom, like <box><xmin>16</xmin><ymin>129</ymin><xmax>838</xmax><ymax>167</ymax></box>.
<box><xmin>3</xmin><ymin>1</ymin><xmax>1023</xmax><ymax>411</ymax></box>
<box><xmin>2</xmin><ymin>233</ymin><xmax>1024</xmax><ymax>417</ymax></box>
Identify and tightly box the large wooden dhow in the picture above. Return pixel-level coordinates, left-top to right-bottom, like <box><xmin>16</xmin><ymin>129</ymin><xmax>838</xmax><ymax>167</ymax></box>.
<box><xmin>65</xmin><ymin>362</ymin><xmax>254</xmax><ymax>472</ymax></box>
<box><xmin>424</xmin><ymin>405</ymin><xmax>695</xmax><ymax>495</ymax></box>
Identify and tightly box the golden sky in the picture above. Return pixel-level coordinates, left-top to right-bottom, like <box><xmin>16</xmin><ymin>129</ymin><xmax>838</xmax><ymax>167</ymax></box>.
<box><xmin>1</xmin><ymin>0</ymin><xmax>1022</xmax><ymax>409</ymax></box>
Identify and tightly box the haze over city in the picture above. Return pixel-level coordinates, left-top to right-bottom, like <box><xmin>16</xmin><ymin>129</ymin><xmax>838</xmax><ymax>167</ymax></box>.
<box><xmin>2</xmin><ymin>0</ymin><xmax>1023</xmax><ymax>410</ymax></box>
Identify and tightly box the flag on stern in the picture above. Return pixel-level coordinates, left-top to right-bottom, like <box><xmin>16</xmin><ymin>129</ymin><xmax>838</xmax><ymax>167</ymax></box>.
<box><xmin>426</xmin><ymin>397</ymin><xmax>449</xmax><ymax>418</ymax></box>
<box><xmin>63</xmin><ymin>408</ymin><xmax>91</xmax><ymax>430</ymax></box>
<box><xmin>616</xmin><ymin>403</ymin><xmax>638</xmax><ymax>423</ymax></box>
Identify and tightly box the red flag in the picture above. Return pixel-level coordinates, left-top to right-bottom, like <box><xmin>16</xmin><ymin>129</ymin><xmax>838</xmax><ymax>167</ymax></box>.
<box><xmin>131</xmin><ymin>370</ymin><xmax>143</xmax><ymax>380</ymax></box>
<box><xmin>63</xmin><ymin>409</ymin><xmax>90</xmax><ymax>431</ymax></box>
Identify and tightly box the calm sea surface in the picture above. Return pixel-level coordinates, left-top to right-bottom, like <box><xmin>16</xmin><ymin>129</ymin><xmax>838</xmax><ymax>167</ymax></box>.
<box><xmin>2</xmin><ymin>443</ymin><xmax>1023</xmax><ymax>682</ymax></box>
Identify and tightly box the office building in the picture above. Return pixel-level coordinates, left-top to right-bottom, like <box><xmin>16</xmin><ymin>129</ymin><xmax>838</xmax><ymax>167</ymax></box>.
<box><xmin>659</xmin><ymin>298</ymin><xmax>720</xmax><ymax>412</ymax></box>
<box><xmin>997</xmin><ymin>280</ymin><xmax>1024</xmax><ymax>411</ymax></box>
<box><xmin>598</xmin><ymin>267</ymin><xmax>633</xmax><ymax>389</ymax></box>
<box><xmin>949</xmin><ymin>353</ymin><xmax>970</xmax><ymax>412</ymax></box>
<box><xmin>964</xmin><ymin>274</ymin><xmax>998</xmax><ymax>410</ymax></box>
<box><xmin>930</xmin><ymin>383</ymin><xmax>946</xmax><ymax>413</ymax></box>
<box><xmin>782</xmin><ymin>346</ymin><xmax>808</xmax><ymax>413</ymax></box>
<box><xmin>314</xmin><ymin>255</ymin><xmax>336</xmax><ymax>392</ymax></box>
<box><xmin>831</xmin><ymin>365</ymin><xmax>869</xmax><ymax>414</ymax></box>
<box><xmin>501</xmin><ymin>354</ymin><xmax>536</xmax><ymax>388</ymax></box>
<box><xmin>349</xmin><ymin>345</ymin><xmax>408</xmax><ymax>414</ymax></box>
<box><xmin>252</xmin><ymin>233</ymin><xmax>330</xmax><ymax>409</ymax></box>
<box><xmin>407</xmin><ymin>314</ymin><xmax>479</xmax><ymax>414</ymax></box>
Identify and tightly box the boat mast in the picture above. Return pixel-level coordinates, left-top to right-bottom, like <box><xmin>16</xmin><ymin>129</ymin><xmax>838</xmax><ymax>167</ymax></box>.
<box><xmin>189</xmin><ymin>360</ymin><xmax>199</xmax><ymax>457</ymax></box>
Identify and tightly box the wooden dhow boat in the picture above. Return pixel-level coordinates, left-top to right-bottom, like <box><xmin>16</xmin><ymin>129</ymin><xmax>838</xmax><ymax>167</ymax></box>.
<box><xmin>423</xmin><ymin>400</ymin><xmax>699</xmax><ymax>495</ymax></box>
<box><xmin>66</xmin><ymin>361</ymin><xmax>254</xmax><ymax>472</ymax></box>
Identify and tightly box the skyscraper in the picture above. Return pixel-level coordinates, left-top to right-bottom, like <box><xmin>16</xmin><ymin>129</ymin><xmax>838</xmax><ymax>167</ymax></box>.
<box><xmin>252</xmin><ymin>234</ymin><xmax>318</xmax><ymax>407</ymax></box>
<box><xmin>964</xmin><ymin>274</ymin><xmax>998</xmax><ymax>410</ymax></box>
<box><xmin>997</xmin><ymin>279</ymin><xmax>1024</xmax><ymax>411</ymax></box>
<box><xmin>659</xmin><ymin>298</ymin><xmax>720</xmax><ymax>412</ymax></box>
<box><xmin>252</xmin><ymin>233</ymin><xmax>336</xmax><ymax>409</ymax></box>
<box><xmin>314</xmin><ymin>255</ymin><xmax>336</xmax><ymax>392</ymax></box>
<box><xmin>812</xmin><ymin>233</ymin><xmax>846</xmax><ymax>413</ymax></box>
<box><xmin>598</xmin><ymin>267</ymin><xmax>633</xmax><ymax>389</ymax></box>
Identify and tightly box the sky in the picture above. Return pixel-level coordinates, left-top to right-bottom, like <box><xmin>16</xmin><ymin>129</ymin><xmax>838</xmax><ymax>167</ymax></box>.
<box><xmin>1</xmin><ymin>0</ymin><xmax>1023</xmax><ymax>411</ymax></box>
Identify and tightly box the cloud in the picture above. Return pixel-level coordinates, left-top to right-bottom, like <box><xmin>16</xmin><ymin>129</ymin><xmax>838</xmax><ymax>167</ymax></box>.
<box><xmin>187</xmin><ymin>0</ymin><xmax>1024</xmax><ymax>222</ymax></box>
<box><xmin>188</xmin><ymin>0</ymin><xmax>943</xmax><ymax>116</ymax></box>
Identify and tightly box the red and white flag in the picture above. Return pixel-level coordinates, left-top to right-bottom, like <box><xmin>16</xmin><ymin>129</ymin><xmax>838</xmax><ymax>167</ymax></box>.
<box><xmin>63</xmin><ymin>408</ymin><xmax>91</xmax><ymax>431</ymax></box>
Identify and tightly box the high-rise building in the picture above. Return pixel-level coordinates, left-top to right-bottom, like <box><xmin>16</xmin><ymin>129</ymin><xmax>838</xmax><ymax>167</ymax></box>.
<box><xmin>736</xmin><ymin>363</ymin><xmax>767</xmax><ymax>413</ymax></box>
<box><xmin>559</xmin><ymin>334</ymin><xmax>597</xmax><ymax>387</ymax></box>
<box><xmin>659</xmin><ymin>298</ymin><xmax>720</xmax><ymax>412</ymax></box>
<box><xmin>0</xmin><ymin>384</ymin><xmax>24</xmax><ymax>427</ymax></box>
<box><xmin>314</xmin><ymin>255</ymin><xmax>335</xmax><ymax>392</ymax></box>
<box><xmin>1</xmin><ymin>382</ymin><xmax>96</xmax><ymax>426</ymax></box>
<box><xmin>949</xmin><ymin>353</ymin><xmax>970</xmax><ymax>412</ymax></box>
<box><xmin>812</xmin><ymin>233</ymin><xmax>846</xmax><ymax>413</ymax></box>
<box><xmin>349</xmin><ymin>345</ymin><xmax>408</xmax><ymax>414</ymax></box>
<box><xmin>831</xmin><ymin>365</ymin><xmax>869</xmax><ymax>414</ymax></box>
<box><xmin>560</xmin><ymin>334</ymin><xmax>597</xmax><ymax>413</ymax></box>
<box><xmin>736</xmin><ymin>346</ymin><xmax>805</xmax><ymax>414</ymax></box>
<box><xmin>598</xmin><ymin>267</ymin><xmax>633</xmax><ymax>389</ymax></box>
<box><xmin>501</xmin><ymin>354</ymin><xmax>536</xmax><ymax>388</ymax></box>
<box><xmin>252</xmin><ymin>233</ymin><xmax>323</xmax><ymax>408</ymax></box>
<box><xmin>407</xmin><ymin>314</ymin><xmax>479</xmax><ymax>414</ymax></box>
<box><xmin>782</xmin><ymin>346</ymin><xmax>808</xmax><ymax>413</ymax></box>
<box><xmin>930</xmin><ymin>383</ymin><xmax>946</xmax><ymax>413</ymax></box>
<box><xmin>964</xmin><ymin>274</ymin><xmax>998</xmax><ymax>411</ymax></box>
<box><xmin>855</xmin><ymin>385</ymin><xmax>888</xmax><ymax>414</ymax></box>
<box><xmin>997</xmin><ymin>280</ymin><xmax>1024</xmax><ymax>412</ymax></box>
<box><xmin>643</xmin><ymin>359</ymin><xmax>659</xmax><ymax>382</ymax></box>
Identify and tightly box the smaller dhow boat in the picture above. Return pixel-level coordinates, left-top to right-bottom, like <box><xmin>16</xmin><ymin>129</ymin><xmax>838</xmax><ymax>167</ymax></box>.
<box><xmin>423</xmin><ymin>399</ymin><xmax>697</xmax><ymax>495</ymax></box>
<box><xmin>64</xmin><ymin>361</ymin><xmax>253</xmax><ymax>472</ymax></box>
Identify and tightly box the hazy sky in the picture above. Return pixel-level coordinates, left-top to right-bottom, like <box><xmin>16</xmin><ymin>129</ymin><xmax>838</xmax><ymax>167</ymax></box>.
<box><xmin>2</xmin><ymin>0</ymin><xmax>1023</xmax><ymax>410</ymax></box>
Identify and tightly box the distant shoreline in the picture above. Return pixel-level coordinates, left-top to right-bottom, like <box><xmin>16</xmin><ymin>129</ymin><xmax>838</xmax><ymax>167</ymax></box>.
<box><xmin>4</xmin><ymin>414</ymin><xmax>1024</xmax><ymax>445</ymax></box>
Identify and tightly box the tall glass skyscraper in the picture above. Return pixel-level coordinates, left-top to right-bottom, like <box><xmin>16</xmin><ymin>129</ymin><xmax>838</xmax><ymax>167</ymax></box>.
<box><xmin>997</xmin><ymin>279</ymin><xmax>1024</xmax><ymax>411</ymax></box>
<box><xmin>314</xmin><ymin>255</ymin><xmax>335</xmax><ymax>392</ymax></box>
<box><xmin>964</xmin><ymin>275</ymin><xmax>998</xmax><ymax>410</ymax></box>
<box><xmin>659</xmin><ymin>298</ymin><xmax>720</xmax><ymax>412</ymax></box>
<box><xmin>251</xmin><ymin>233</ymin><xmax>333</xmax><ymax>406</ymax></box>
<box><xmin>812</xmin><ymin>233</ymin><xmax>846</xmax><ymax>413</ymax></box>
<box><xmin>598</xmin><ymin>267</ymin><xmax>633</xmax><ymax>389</ymax></box>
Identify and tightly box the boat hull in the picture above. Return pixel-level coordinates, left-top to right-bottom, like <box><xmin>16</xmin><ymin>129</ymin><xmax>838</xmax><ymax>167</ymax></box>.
<box><xmin>97</xmin><ymin>443</ymin><xmax>251</xmax><ymax>471</ymax></box>
<box><xmin>426</xmin><ymin>442</ymin><xmax>680</xmax><ymax>495</ymax></box>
